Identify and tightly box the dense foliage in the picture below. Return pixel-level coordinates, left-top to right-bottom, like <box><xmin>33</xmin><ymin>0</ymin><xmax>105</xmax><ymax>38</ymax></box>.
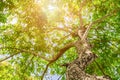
<box><xmin>0</xmin><ymin>0</ymin><xmax>120</xmax><ymax>80</ymax></box>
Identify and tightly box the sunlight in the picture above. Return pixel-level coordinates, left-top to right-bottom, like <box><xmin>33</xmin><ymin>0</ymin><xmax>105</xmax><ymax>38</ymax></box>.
<box><xmin>58</xmin><ymin>23</ymin><xmax>64</xmax><ymax>28</ymax></box>
<box><xmin>48</xmin><ymin>5</ymin><xmax>56</xmax><ymax>11</ymax></box>
<box><xmin>10</xmin><ymin>17</ymin><xmax>18</xmax><ymax>25</ymax></box>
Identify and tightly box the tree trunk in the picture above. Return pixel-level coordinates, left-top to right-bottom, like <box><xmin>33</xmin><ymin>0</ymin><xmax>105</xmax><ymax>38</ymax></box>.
<box><xmin>66</xmin><ymin>40</ymin><xmax>111</xmax><ymax>80</ymax></box>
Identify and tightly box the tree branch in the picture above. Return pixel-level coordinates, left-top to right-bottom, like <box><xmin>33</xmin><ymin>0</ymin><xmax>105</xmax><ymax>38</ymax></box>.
<box><xmin>81</xmin><ymin>8</ymin><xmax>120</xmax><ymax>41</ymax></box>
<box><xmin>41</xmin><ymin>42</ymin><xmax>75</xmax><ymax>79</ymax></box>
<box><xmin>0</xmin><ymin>52</ymin><xmax>20</xmax><ymax>62</ymax></box>
<box><xmin>94</xmin><ymin>60</ymin><xmax>106</xmax><ymax>75</ymax></box>
<box><xmin>29</xmin><ymin>50</ymin><xmax>52</xmax><ymax>62</ymax></box>
<box><xmin>41</xmin><ymin>62</ymin><xmax>51</xmax><ymax>80</ymax></box>
<box><xmin>51</xmin><ymin>42</ymin><xmax>75</xmax><ymax>62</ymax></box>
<box><xmin>0</xmin><ymin>47</ymin><xmax>51</xmax><ymax>62</ymax></box>
<box><xmin>22</xmin><ymin>56</ymin><xmax>34</xmax><ymax>77</ymax></box>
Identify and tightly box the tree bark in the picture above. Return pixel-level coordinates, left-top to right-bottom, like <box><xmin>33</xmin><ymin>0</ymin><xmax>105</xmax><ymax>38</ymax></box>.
<box><xmin>66</xmin><ymin>40</ymin><xmax>111</xmax><ymax>80</ymax></box>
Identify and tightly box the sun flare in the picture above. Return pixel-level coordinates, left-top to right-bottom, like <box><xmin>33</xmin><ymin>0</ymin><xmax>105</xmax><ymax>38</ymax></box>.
<box><xmin>48</xmin><ymin>5</ymin><xmax>56</xmax><ymax>11</ymax></box>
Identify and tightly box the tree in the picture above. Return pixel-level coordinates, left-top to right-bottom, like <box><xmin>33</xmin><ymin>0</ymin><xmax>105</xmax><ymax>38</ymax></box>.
<box><xmin>0</xmin><ymin>0</ymin><xmax>120</xmax><ymax>80</ymax></box>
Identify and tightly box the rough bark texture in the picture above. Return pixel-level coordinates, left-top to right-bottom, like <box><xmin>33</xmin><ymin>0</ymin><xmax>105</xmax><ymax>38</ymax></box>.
<box><xmin>66</xmin><ymin>40</ymin><xmax>111</xmax><ymax>80</ymax></box>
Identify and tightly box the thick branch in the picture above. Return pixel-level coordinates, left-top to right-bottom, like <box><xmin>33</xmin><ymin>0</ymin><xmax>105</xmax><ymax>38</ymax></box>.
<box><xmin>41</xmin><ymin>62</ymin><xmax>51</xmax><ymax>80</ymax></box>
<box><xmin>51</xmin><ymin>42</ymin><xmax>75</xmax><ymax>62</ymax></box>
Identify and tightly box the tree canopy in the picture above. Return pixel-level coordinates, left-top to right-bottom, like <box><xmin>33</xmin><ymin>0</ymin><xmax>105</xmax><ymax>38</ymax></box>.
<box><xmin>0</xmin><ymin>0</ymin><xmax>120</xmax><ymax>80</ymax></box>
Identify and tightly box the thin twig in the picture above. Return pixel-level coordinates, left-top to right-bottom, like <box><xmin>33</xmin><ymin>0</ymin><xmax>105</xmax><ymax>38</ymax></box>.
<box><xmin>22</xmin><ymin>56</ymin><xmax>34</xmax><ymax>78</ymax></box>
<box><xmin>0</xmin><ymin>47</ymin><xmax>52</xmax><ymax>62</ymax></box>
<box><xmin>94</xmin><ymin>60</ymin><xmax>106</xmax><ymax>75</ymax></box>
<box><xmin>57</xmin><ymin>75</ymin><xmax>62</xmax><ymax>80</ymax></box>
<box><xmin>0</xmin><ymin>52</ymin><xmax>20</xmax><ymax>62</ymax></box>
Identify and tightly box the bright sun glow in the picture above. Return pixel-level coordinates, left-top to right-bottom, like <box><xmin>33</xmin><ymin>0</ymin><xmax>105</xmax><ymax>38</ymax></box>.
<box><xmin>58</xmin><ymin>23</ymin><xmax>64</xmax><ymax>28</ymax></box>
<box><xmin>10</xmin><ymin>17</ymin><xmax>18</xmax><ymax>25</ymax></box>
<box><xmin>48</xmin><ymin>5</ymin><xmax>56</xmax><ymax>11</ymax></box>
